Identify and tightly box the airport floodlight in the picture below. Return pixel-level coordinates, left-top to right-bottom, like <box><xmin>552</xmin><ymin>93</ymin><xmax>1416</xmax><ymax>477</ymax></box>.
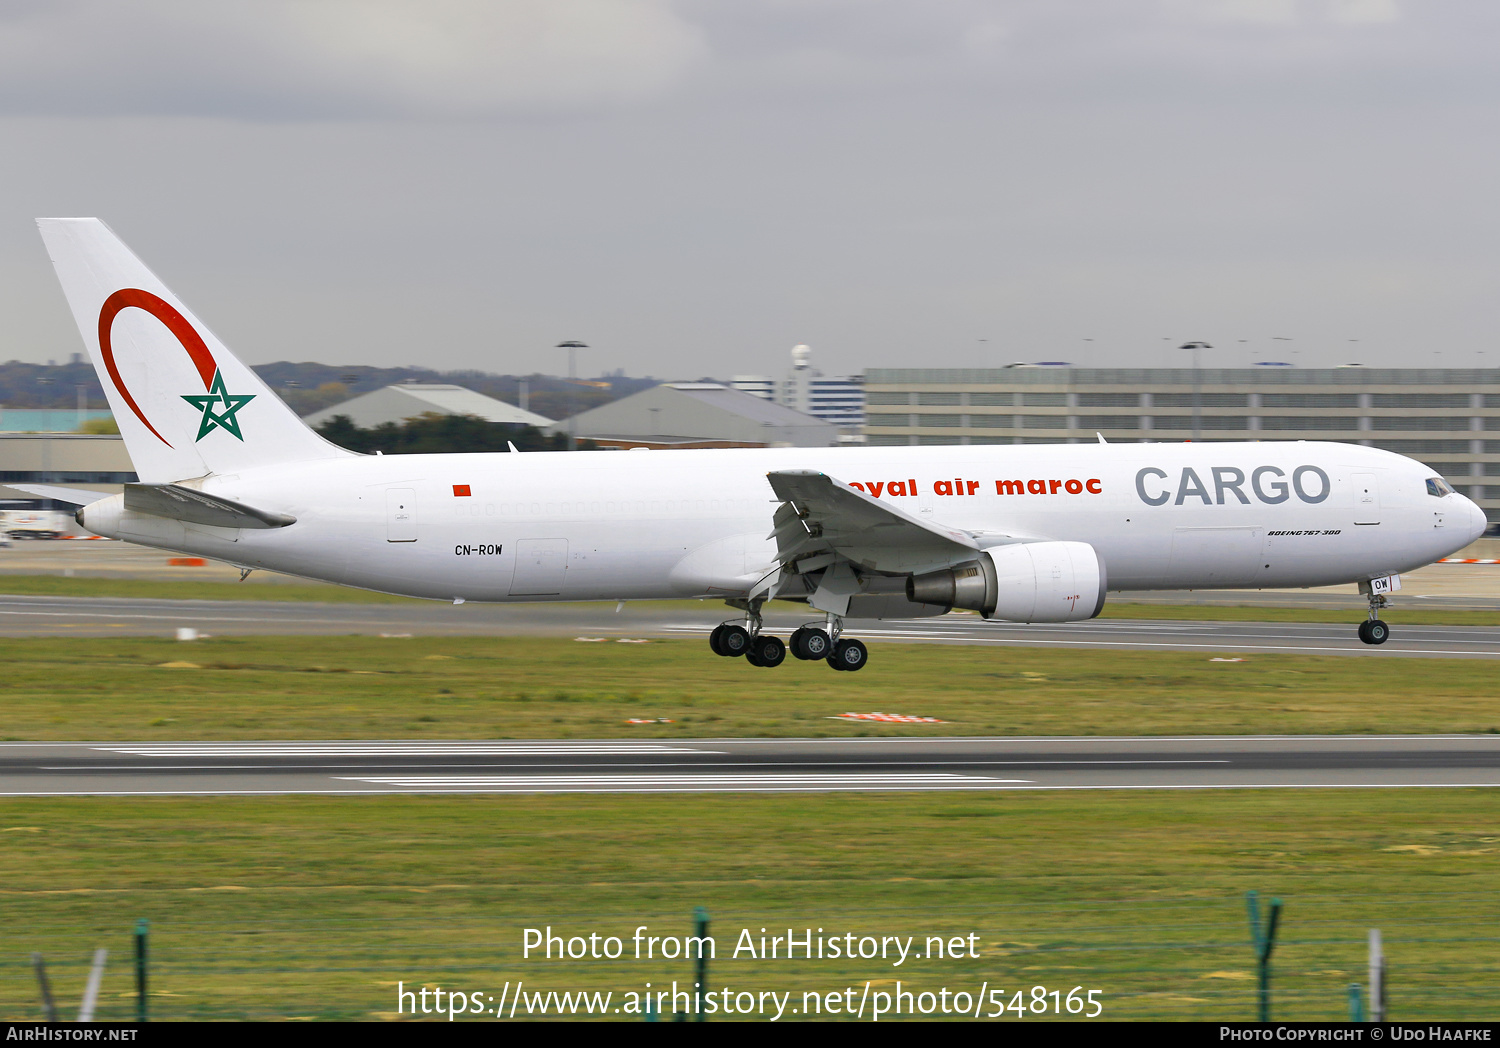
<box><xmin>557</xmin><ymin>341</ymin><xmax>589</xmax><ymax>450</ymax></box>
<box><xmin>1179</xmin><ymin>342</ymin><xmax>1211</xmax><ymax>440</ymax></box>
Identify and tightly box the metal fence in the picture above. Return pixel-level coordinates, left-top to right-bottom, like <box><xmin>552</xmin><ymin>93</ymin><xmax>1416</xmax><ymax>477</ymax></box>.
<box><xmin>8</xmin><ymin>892</ymin><xmax>1499</xmax><ymax>1021</ymax></box>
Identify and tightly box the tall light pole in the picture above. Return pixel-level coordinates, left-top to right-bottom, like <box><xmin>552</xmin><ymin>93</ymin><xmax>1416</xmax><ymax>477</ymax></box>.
<box><xmin>1181</xmin><ymin>341</ymin><xmax>1211</xmax><ymax>441</ymax></box>
<box><xmin>557</xmin><ymin>341</ymin><xmax>588</xmax><ymax>451</ymax></box>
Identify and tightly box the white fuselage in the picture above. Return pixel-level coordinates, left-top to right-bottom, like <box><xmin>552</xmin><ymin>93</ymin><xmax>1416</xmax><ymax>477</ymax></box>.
<box><xmin>84</xmin><ymin>441</ymin><xmax>1484</xmax><ymax>609</ymax></box>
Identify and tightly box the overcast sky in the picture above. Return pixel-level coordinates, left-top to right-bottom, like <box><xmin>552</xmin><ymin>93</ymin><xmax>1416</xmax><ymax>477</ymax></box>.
<box><xmin>2</xmin><ymin>1</ymin><xmax>1497</xmax><ymax>379</ymax></box>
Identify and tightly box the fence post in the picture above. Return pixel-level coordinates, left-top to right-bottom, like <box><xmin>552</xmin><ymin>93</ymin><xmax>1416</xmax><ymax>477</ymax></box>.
<box><xmin>1246</xmin><ymin>891</ymin><xmax>1283</xmax><ymax>1022</ymax></box>
<box><xmin>694</xmin><ymin>907</ymin><xmax>710</xmax><ymax>1022</ymax></box>
<box><xmin>1347</xmin><ymin>983</ymin><xmax>1364</xmax><ymax>1022</ymax></box>
<box><xmin>134</xmin><ymin>919</ymin><xmax>149</xmax><ymax>1022</ymax></box>
<box><xmin>1369</xmin><ymin>929</ymin><xmax>1385</xmax><ymax>1023</ymax></box>
<box><xmin>31</xmin><ymin>953</ymin><xmax>58</xmax><ymax>1022</ymax></box>
<box><xmin>78</xmin><ymin>948</ymin><xmax>108</xmax><ymax>1023</ymax></box>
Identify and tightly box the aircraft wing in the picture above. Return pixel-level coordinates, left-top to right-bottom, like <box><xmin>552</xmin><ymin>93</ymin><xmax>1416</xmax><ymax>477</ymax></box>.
<box><xmin>124</xmin><ymin>484</ymin><xmax>296</xmax><ymax>530</ymax></box>
<box><xmin>766</xmin><ymin>469</ymin><xmax>979</xmax><ymax>575</ymax></box>
<box><xmin>3</xmin><ymin>483</ymin><xmax>113</xmax><ymax>507</ymax></box>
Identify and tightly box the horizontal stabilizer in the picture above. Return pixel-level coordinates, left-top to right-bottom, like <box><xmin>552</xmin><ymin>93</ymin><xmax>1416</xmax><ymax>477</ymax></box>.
<box><xmin>2</xmin><ymin>483</ymin><xmax>112</xmax><ymax>507</ymax></box>
<box><xmin>124</xmin><ymin>483</ymin><xmax>295</xmax><ymax>530</ymax></box>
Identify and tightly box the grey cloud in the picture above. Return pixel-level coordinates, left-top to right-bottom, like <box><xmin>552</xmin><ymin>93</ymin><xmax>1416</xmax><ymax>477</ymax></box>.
<box><xmin>0</xmin><ymin>0</ymin><xmax>706</xmax><ymax>118</ymax></box>
<box><xmin>2</xmin><ymin>1</ymin><xmax>1500</xmax><ymax>379</ymax></box>
<box><xmin>0</xmin><ymin>2</ymin><xmax>1494</xmax><ymax>121</ymax></box>
<box><xmin>0</xmin><ymin>1</ymin><xmax>1449</xmax><ymax>122</ymax></box>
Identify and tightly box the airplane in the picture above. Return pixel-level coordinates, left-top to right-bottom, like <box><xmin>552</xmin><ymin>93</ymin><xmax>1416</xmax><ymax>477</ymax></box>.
<box><xmin>14</xmin><ymin>218</ymin><xmax>1487</xmax><ymax>671</ymax></box>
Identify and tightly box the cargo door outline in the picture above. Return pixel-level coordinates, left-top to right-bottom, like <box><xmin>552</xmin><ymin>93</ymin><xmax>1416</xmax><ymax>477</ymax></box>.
<box><xmin>1169</xmin><ymin>526</ymin><xmax>1263</xmax><ymax>586</ymax></box>
<box><xmin>386</xmin><ymin>488</ymin><xmax>417</xmax><ymax>542</ymax></box>
<box><xmin>1352</xmin><ymin>472</ymin><xmax>1381</xmax><ymax>526</ymax></box>
<box><xmin>510</xmin><ymin>538</ymin><xmax>569</xmax><ymax>595</ymax></box>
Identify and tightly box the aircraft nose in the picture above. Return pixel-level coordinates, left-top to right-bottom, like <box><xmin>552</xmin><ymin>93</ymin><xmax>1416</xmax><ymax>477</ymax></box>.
<box><xmin>1468</xmin><ymin>496</ymin><xmax>1489</xmax><ymax>544</ymax></box>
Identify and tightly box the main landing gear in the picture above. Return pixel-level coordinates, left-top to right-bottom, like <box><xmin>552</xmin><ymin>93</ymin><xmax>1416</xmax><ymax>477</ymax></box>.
<box><xmin>709</xmin><ymin>609</ymin><xmax>868</xmax><ymax>671</ymax></box>
<box><xmin>1358</xmin><ymin>590</ymin><xmax>1390</xmax><ymax>646</ymax></box>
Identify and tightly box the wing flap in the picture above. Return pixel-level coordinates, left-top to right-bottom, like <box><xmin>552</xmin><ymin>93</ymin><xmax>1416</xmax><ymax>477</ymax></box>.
<box><xmin>765</xmin><ymin>469</ymin><xmax>978</xmax><ymax>574</ymax></box>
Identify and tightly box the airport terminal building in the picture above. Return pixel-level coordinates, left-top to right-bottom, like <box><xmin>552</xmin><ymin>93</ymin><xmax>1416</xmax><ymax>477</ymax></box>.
<box><xmin>731</xmin><ymin>345</ymin><xmax>865</xmax><ymax>434</ymax></box>
<box><xmin>863</xmin><ymin>367</ymin><xmax>1500</xmax><ymax>524</ymax></box>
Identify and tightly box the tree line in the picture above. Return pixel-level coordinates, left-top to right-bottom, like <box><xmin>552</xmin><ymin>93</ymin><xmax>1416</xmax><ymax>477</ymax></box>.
<box><xmin>313</xmin><ymin>413</ymin><xmax>597</xmax><ymax>454</ymax></box>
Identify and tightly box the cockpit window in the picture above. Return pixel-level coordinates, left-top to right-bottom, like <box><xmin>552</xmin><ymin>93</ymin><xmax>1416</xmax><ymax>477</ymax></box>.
<box><xmin>1427</xmin><ymin>477</ymin><xmax>1455</xmax><ymax>497</ymax></box>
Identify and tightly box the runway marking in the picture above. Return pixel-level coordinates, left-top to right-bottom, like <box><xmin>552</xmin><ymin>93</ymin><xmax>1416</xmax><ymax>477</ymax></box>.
<box><xmin>946</xmin><ymin>640</ymin><xmax>1500</xmax><ymax>656</ymax></box>
<box><xmin>4</xmin><ymin>781</ymin><xmax>1500</xmax><ymax>796</ymax></box>
<box><xmin>0</xmin><ymin>732</ymin><xmax>1484</xmax><ymax>748</ymax></box>
<box><xmin>849</xmin><ymin>635</ymin><xmax>1499</xmax><ymax>657</ymax></box>
<box><xmin>0</xmin><ymin>608</ymin><xmax>317</xmax><ymax>623</ymax></box>
<box><xmin>333</xmin><ymin>772</ymin><xmax>1024</xmax><ymax>792</ymax></box>
<box><xmin>670</xmin><ymin>622</ymin><xmax>1500</xmax><ymax>636</ymax></box>
<box><xmin>38</xmin><ymin>759</ymin><xmax>1233</xmax><ymax>771</ymax></box>
<box><xmin>669</xmin><ymin>733</ymin><xmax>1500</xmax><ymax>745</ymax></box>
<box><xmin>93</xmin><ymin>743</ymin><xmax>719</xmax><ymax>757</ymax></box>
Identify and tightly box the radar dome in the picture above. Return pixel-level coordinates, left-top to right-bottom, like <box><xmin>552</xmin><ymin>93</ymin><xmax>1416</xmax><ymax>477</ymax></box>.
<box><xmin>791</xmin><ymin>344</ymin><xmax>812</xmax><ymax>369</ymax></box>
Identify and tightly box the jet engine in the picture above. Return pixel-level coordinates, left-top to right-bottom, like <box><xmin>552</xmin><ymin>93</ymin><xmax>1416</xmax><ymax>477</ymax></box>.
<box><xmin>906</xmin><ymin>541</ymin><xmax>1106</xmax><ymax>622</ymax></box>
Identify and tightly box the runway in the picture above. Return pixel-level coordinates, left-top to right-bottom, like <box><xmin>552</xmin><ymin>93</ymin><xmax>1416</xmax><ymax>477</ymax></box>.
<box><xmin>4</xmin><ymin>735</ymin><xmax>1500</xmax><ymax>795</ymax></box>
<box><xmin>4</xmin><ymin>592</ymin><xmax>1500</xmax><ymax>658</ymax></box>
<box><xmin>7</xmin><ymin>538</ymin><xmax>1500</xmax><ymax>608</ymax></box>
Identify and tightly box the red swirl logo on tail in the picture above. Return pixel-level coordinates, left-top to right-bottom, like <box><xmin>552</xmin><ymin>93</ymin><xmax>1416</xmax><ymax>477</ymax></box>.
<box><xmin>98</xmin><ymin>288</ymin><xmax>218</xmax><ymax>448</ymax></box>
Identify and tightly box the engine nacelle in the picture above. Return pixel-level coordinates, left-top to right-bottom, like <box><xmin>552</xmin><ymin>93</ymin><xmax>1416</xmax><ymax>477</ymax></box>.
<box><xmin>906</xmin><ymin>541</ymin><xmax>1106</xmax><ymax>622</ymax></box>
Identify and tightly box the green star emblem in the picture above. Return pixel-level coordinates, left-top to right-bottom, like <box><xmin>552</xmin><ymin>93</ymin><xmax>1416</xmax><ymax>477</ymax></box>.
<box><xmin>181</xmin><ymin>369</ymin><xmax>255</xmax><ymax>442</ymax></box>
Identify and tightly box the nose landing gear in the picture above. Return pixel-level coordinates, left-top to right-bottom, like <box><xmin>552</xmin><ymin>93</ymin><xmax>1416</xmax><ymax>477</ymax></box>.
<box><xmin>1358</xmin><ymin>589</ymin><xmax>1391</xmax><ymax>646</ymax></box>
<box><xmin>1357</xmin><ymin>619</ymin><xmax>1389</xmax><ymax>645</ymax></box>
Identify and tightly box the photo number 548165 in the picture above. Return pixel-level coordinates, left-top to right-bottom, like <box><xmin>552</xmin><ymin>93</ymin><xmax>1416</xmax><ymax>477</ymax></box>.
<box><xmin>991</xmin><ymin>986</ymin><xmax>1103</xmax><ymax>1018</ymax></box>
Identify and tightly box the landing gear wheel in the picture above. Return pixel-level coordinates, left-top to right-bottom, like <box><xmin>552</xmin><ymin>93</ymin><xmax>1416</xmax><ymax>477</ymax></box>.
<box><xmin>749</xmin><ymin>634</ymin><xmax>786</xmax><ymax>667</ymax></box>
<box><xmin>717</xmin><ymin>624</ymin><xmax>751</xmax><ymax>657</ymax></box>
<box><xmin>709</xmin><ymin>624</ymin><xmax>728</xmax><ymax>656</ymax></box>
<box><xmin>788</xmin><ymin>627</ymin><xmax>807</xmax><ymax>659</ymax></box>
<box><xmin>790</xmin><ymin>627</ymin><xmax>831</xmax><ymax>661</ymax></box>
<box><xmin>1359</xmin><ymin>619</ymin><xmax>1389</xmax><ymax>645</ymax></box>
<box><xmin>827</xmin><ymin>638</ymin><xmax>868</xmax><ymax>672</ymax></box>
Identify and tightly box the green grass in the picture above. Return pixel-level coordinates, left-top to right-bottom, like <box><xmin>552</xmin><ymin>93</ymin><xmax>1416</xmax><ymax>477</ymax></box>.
<box><xmin>4</xmin><ymin>635</ymin><xmax>1497</xmax><ymax>1022</ymax></box>
<box><xmin>5</xmin><ymin>635</ymin><xmax>1500</xmax><ymax>741</ymax></box>
<box><xmin>3</xmin><ymin>790</ymin><xmax>1498</xmax><ymax>1021</ymax></box>
<box><xmin>0</xmin><ymin>574</ymin><xmax>423</xmax><ymax>603</ymax></box>
<box><xmin>0</xmin><ymin>574</ymin><xmax>716</xmax><ymax>613</ymax></box>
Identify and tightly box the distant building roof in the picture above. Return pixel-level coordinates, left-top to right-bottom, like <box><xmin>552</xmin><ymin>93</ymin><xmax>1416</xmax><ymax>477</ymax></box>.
<box><xmin>548</xmin><ymin>382</ymin><xmax>839</xmax><ymax>447</ymax></box>
<box><xmin>663</xmin><ymin>383</ymin><xmax>829</xmax><ymax>428</ymax></box>
<box><xmin>302</xmin><ymin>384</ymin><xmax>553</xmax><ymax>429</ymax></box>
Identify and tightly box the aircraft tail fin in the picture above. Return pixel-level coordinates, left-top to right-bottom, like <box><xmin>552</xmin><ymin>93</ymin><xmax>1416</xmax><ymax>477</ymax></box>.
<box><xmin>36</xmin><ymin>218</ymin><xmax>351</xmax><ymax>483</ymax></box>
